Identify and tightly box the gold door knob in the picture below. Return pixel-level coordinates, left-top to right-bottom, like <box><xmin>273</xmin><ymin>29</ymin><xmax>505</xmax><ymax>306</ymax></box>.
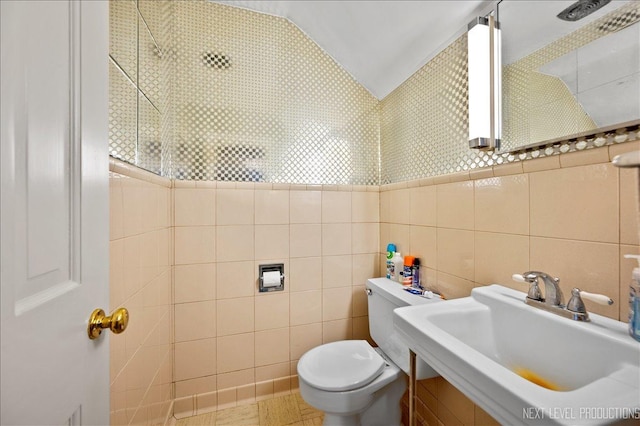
<box><xmin>88</xmin><ymin>307</ymin><xmax>129</xmax><ymax>340</ymax></box>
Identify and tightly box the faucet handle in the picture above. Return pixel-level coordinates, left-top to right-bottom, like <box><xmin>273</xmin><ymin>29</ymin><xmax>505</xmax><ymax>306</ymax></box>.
<box><xmin>567</xmin><ymin>288</ymin><xmax>613</xmax><ymax>318</ymax></box>
<box><xmin>576</xmin><ymin>289</ymin><xmax>613</xmax><ymax>306</ymax></box>
<box><xmin>512</xmin><ymin>273</ymin><xmax>543</xmax><ymax>301</ymax></box>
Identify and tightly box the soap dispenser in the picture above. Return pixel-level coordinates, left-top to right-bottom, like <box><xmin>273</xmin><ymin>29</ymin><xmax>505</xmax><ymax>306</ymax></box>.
<box><xmin>624</xmin><ymin>254</ymin><xmax>640</xmax><ymax>342</ymax></box>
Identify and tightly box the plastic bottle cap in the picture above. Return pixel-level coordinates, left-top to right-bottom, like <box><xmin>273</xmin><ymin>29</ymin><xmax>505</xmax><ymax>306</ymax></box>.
<box><xmin>386</xmin><ymin>243</ymin><xmax>396</xmax><ymax>252</ymax></box>
<box><xmin>404</xmin><ymin>255</ymin><xmax>415</xmax><ymax>266</ymax></box>
<box><xmin>413</xmin><ymin>258</ymin><xmax>420</xmax><ymax>266</ymax></box>
<box><xmin>624</xmin><ymin>255</ymin><xmax>640</xmax><ymax>280</ymax></box>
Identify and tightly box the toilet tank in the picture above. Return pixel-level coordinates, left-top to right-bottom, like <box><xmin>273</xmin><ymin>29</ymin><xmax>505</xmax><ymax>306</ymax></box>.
<box><xmin>366</xmin><ymin>277</ymin><xmax>441</xmax><ymax>379</ymax></box>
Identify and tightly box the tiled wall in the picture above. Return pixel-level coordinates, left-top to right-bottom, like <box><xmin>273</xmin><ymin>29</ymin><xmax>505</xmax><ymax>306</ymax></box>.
<box><xmin>171</xmin><ymin>182</ymin><xmax>380</xmax><ymax>417</ymax></box>
<box><xmin>109</xmin><ymin>0</ymin><xmax>172</xmax><ymax>175</ymax></box>
<box><xmin>382</xmin><ymin>141</ymin><xmax>640</xmax><ymax>426</ymax></box>
<box><xmin>171</xmin><ymin>1</ymin><xmax>380</xmax><ymax>184</ymax></box>
<box><xmin>109</xmin><ymin>163</ymin><xmax>173</xmax><ymax>425</ymax></box>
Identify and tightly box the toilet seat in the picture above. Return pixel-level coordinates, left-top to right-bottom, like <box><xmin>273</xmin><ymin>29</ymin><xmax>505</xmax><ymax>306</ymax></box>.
<box><xmin>297</xmin><ymin>340</ymin><xmax>386</xmax><ymax>392</ymax></box>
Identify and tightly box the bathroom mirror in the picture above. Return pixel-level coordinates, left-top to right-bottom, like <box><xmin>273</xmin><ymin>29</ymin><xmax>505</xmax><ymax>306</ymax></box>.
<box><xmin>498</xmin><ymin>0</ymin><xmax>640</xmax><ymax>153</ymax></box>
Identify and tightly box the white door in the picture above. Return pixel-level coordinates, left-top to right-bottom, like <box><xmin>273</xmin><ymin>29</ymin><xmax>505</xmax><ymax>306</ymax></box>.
<box><xmin>1</xmin><ymin>1</ymin><xmax>110</xmax><ymax>424</ymax></box>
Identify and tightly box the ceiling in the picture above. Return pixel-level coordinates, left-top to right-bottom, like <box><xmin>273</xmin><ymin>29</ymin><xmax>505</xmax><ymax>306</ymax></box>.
<box><xmin>212</xmin><ymin>0</ymin><xmax>495</xmax><ymax>99</ymax></box>
<box><xmin>211</xmin><ymin>0</ymin><xmax>631</xmax><ymax>100</ymax></box>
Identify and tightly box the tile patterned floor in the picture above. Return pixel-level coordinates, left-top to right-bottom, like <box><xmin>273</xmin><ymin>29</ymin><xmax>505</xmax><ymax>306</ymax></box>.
<box><xmin>176</xmin><ymin>392</ymin><xmax>324</xmax><ymax>426</ymax></box>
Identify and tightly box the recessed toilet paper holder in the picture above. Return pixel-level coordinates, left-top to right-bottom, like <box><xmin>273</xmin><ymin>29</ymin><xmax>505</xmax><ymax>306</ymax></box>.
<box><xmin>258</xmin><ymin>263</ymin><xmax>285</xmax><ymax>292</ymax></box>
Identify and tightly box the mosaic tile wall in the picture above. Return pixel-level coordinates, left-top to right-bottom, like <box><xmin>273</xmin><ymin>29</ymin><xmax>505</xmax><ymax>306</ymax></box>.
<box><xmin>171</xmin><ymin>1</ymin><xmax>379</xmax><ymax>184</ymax></box>
<box><xmin>380</xmin><ymin>1</ymin><xmax>639</xmax><ymax>184</ymax></box>
<box><xmin>109</xmin><ymin>0</ymin><xmax>173</xmax><ymax>175</ymax></box>
<box><xmin>380</xmin><ymin>35</ymin><xmax>479</xmax><ymax>183</ymax></box>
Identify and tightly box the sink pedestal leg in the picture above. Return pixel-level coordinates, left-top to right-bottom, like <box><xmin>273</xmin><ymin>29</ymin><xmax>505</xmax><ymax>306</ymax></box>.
<box><xmin>409</xmin><ymin>350</ymin><xmax>416</xmax><ymax>426</ymax></box>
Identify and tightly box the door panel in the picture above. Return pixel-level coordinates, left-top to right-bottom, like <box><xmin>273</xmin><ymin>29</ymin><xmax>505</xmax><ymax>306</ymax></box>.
<box><xmin>1</xmin><ymin>1</ymin><xmax>109</xmax><ymax>424</ymax></box>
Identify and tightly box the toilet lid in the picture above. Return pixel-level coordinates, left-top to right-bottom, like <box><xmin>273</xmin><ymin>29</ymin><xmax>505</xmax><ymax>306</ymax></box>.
<box><xmin>297</xmin><ymin>340</ymin><xmax>386</xmax><ymax>392</ymax></box>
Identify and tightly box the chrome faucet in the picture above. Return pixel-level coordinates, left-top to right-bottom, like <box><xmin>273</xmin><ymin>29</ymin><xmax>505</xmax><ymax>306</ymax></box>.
<box><xmin>512</xmin><ymin>271</ymin><xmax>613</xmax><ymax>322</ymax></box>
<box><xmin>517</xmin><ymin>271</ymin><xmax>564</xmax><ymax>306</ymax></box>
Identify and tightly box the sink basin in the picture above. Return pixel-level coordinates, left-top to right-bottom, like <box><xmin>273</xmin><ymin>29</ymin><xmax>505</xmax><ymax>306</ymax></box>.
<box><xmin>393</xmin><ymin>285</ymin><xmax>640</xmax><ymax>425</ymax></box>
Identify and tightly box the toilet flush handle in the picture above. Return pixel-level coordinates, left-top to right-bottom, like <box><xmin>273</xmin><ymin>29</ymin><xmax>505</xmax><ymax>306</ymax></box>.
<box><xmin>365</xmin><ymin>288</ymin><xmax>372</xmax><ymax>296</ymax></box>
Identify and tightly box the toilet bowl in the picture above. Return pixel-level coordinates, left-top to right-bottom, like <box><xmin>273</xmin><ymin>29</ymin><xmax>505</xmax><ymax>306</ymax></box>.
<box><xmin>297</xmin><ymin>278</ymin><xmax>443</xmax><ymax>426</ymax></box>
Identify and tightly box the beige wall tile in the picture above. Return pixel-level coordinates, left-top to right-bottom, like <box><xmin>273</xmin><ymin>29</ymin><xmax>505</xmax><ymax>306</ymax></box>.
<box><xmin>290</xmin><ymin>323</ymin><xmax>323</xmax><ymax>360</ymax></box>
<box><xmin>436</xmin><ymin>228</ymin><xmax>474</xmax><ymax>281</ymax></box>
<box><xmin>352</xmin><ymin>253</ymin><xmax>379</xmax><ymax>286</ymax></box>
<box><xmin>530</xmin><ymin>237</ymin><xmax>619</xmax><ymax>318</ymax></box>
<box><xmin>217</xmin><ymin>189</ymin><xmax>254</xmax><ymax>225</ymax></box>
<box><xmin>173</xmin><ymin>396</ymin><xmax>194</xmax><ymax>419</ymax></box>
<box><xmin>379</xmin><ymin>191</ymin><xmax>391</xmax><ymax>223</ymax></box>
<box><xmin>217</xmin><ymin>225</ymin><xmax>254</xmax><ymax>262</ymax></box>
<box><xmin>216</xmin><ymin>388</ymin><xmax>237</xmax><ymax>410</ymax></box>
<box><xmin>388</xmin><ymin>224</ymin><xmax>411</xmax><ymax>256</ymax></box>
<box><xmin>175</xmin><ymin>338</ymin><xmax>216</xmax><ymax>381</ymax></box>
<box><xmin>409</xmin><ymin>226</ymin><xmax>437</xmax><ymax>269</ymax></box>
<box><xmin>475</xmin><ymin>405</ymin><xmax>500</xmax><ymax>426</ymax></box>
<box><xmin>322</xmin><ymin>223</ymin><xmax>352</xmax><ymax>255</ymax></box>
<box><xmin>217</xmin><ymin>297</ymin><xmax>255</xmax><ymax>336</ymax></box>
<box><xmin>379</xmin><ymin>223</ymin><xmax>390</xmax><ymax>253</ymax></box>
<box><xmin>110</xmin><ymin>178</ymin><xmax>124</xmax><ymax>240</ymax></box>
<box><xmin>255</xmin><ymin>292</ymin><xmax>289</xmax><ymax>331</ymax></box>
<box><xmin>289</xmin><ymin>257</ymin><xmax>322</xmax><ymax>292</ymax></box>
<box><xmin>322</xmin><ymin>286</ymin><xmax>352</xmax><ymax>321</ymax></box>
<box><xmin>255</xmin><ymin>190</ymin><xmax>289</xmax><ymax>225</ymax></box>
<box><xmin>620</xmin><ymin>168</ymin><xmax>639</xmax><ymax>245</ymax></box>
<box><xmin>174</xmin><ymin>189</ymin><xmax>216</xmax><ymax>227</ymax></box>
<box><xmin>255</xmin><ymin>363</ymin><xmax>289</xmax><ymax>382</ymax></box>
<box><xmin>322</xmin><ymin>255</ymin><xmax>353</xmax><ymax>288</ymax></box>
<box><xmin>560</xmin><ymin>147</ymin><xmax>610</xmax><ymax>168</ymax></box>
<box><xmin>410</xmin><ymin>186</ymin><xmax>437</xmax><ymax>226</ymax></box>
<box><xmin>175</xmin><ymin>375</ymin><xmax>217</xmax><ymax>398</ymax></box>
<box><xmin>389</xmin><ymin>189</ymin><xmax>411</xmax><ymax>224</ymax></box>
<box><xmin>352</xmin><ymin>316</ymin><xmax>371</xmax><ymax>343</ymax></box>
<box><xmin>475</xmin><ymin>232</ymin><xmax>529</xmax><ymax>288</ymax></box>
<box><xmin>610</xmin><ymin>140</ymin><xmax>640</xmax><ymax>160</ymax></box>
<box><xmin>290</xmin><ymin>224</ymin><xmax>321</xmax><ymax>258</ymax></box>
<box><xmin>530</xmin><ymin>164</ymin><xmax>618</xmax><ymax>243</ymax></box>
<box><xmin>255</xmin><ymin>328</ymin><xmax>290</xmax><ymax>366</ymax></box>
<box><xmin>196</xmin><ymin>392</ymin><xmax>218</xmax><ymax>415</ymax></box>
<box><xmin>256</xmin><ymin>381</ymin><xmax>274</xmax><ymax>402</ymax></box>
<box><xmin>110</xmin><ymin>240</ymin><xmax>125</xmax><ymax>310</ymax></box>
<box><xmin>437</xmin><ymin>181</ymin><xmax>474</xmax><ymax>230</ymax></box>
<box><xmin>217</xmin><ymin>333</ymin><xmax>255</xmax><ymax>374</ymax></box>
<box><xmin>217</xmin><ymin>368</ymin><xmax>255</xmax><ymax>390</ymax></box>
<box><xmin>620</xmin><ymin>245</ymin><xmax>640</xmax><ymax>321</ymax></box>
<box><xmin>493</xmin><ymin>162</ymin><xmax>523</xmax><ymax>177</ymax></box>
<box><xmin>352</xmin><ymin>286</ymin><xmax>368</xmax><ymax>317</ymax></box>
<box><xmin>475</xmin><ymin>175</ymin><xmax>529</xmax><ymax>235</ymax></box>
<box><xmin>322</xmin><ymin>191</ymin><xmax>351</xmax><ymax>223</ymax></box>
<box><xmin>175</xmin><ymin>301</ymin><xmax>216</xmax><ymax>342</ymax></box>
<box><xmin>290</xmin><ymin>191</ymin><xmax>321</xmax><ymax>224</ymax></box>
<box><xmin>255</xmin><ymin>225</ymin><xmax>289</xmax><ymax>260</ymax></box>
<box><xmin>437</xmin><ymin>377</ymin><xmax>474</xmax><ymax>425</ymax></box>
<box><xmin>175</xmin><ymin>263</ymin><xmax>216</xmax><ymax>303</ymax></box>
<box><xmin>435</xmin><ymin>272</ymin><xmax>475</xmax><ymax>300</ymax></box>
<box><xmin>322</xmin><ymin>318</ymin><xmax>352</xmax><ymax>343</ymax></box>
<box><xmin>217</xmin><ymin>261</ymin><xmax>255</xmax><ymax>299</ymax></box>
<box><xmin>352</xmin><ymin>223</ymin><xmax>379</xmax><ymax>254</ymax></box>
<box><xmin>522</xmin><ymin>155</ymin><xmax>561</xmax><ymax>174</ymax></box>
<box><xmin>352</xmin><ymin>191</ymin><xmax>379</xmax><ymax>223</ymax></box>
<box><xmin>175</xmin><ymin>226</ymin><xmax>216</xmax><ymax>265</ymax></box>
<box><xmin>290</xmin><ymin>290</ymin><xmax>322</xmax><ymax>326</ymax></box>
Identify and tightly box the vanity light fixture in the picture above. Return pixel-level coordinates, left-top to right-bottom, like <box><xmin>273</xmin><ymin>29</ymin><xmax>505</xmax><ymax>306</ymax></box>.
<box><xmin>468</xmin><ymin>14</ymin><xmax>501</xmax><ymax>151</ymax></box>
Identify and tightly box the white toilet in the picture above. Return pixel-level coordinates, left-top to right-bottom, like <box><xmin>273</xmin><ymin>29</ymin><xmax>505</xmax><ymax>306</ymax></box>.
<box><xmin>297</xmin><ymin>277</ymin><xmax>443</xmax><ymax>426</ymax></box>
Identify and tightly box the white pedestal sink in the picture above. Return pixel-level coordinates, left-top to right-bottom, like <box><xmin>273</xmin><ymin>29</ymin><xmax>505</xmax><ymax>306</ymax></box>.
<box><xmin>393</xmin><ymin>285</ymin><xmax>640</xmax><ymax>425</ymax></box>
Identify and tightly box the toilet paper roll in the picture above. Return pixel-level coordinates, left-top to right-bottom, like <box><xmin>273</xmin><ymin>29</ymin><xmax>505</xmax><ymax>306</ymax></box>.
<box><xmin>262</xmin><ymin>270</ymin><xmax>281</xmax><ymax>287</ymax></box>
